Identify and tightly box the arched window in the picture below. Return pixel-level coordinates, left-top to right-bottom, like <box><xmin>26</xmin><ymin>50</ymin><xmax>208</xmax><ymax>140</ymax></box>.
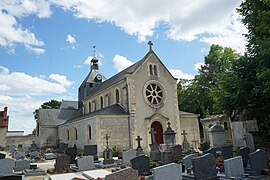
<box><xmin>74</xmin><ymin>127</ymin><xmax>78</xmax><ymax>141</ymax></box>
<box><xmin>100</xmin><ymin>96</ymin><xmax>103</xmax><ymax>109</ymax></box>
<box><xmin>89</xmin><ymin>102</ymin><xmax>91</xmax><ymax>113</ymax></box>
<box><xmin>66</xmin><ymin>128</ymin><xmax>69</xmax><ymax>141</ymax></box>
<box><xmin>87</xmin><ymin>125</ymin><xmax>92</xmax><ymax>140</ymax></box>
<box><xmin>153</xmin><ymin>65</ymin><xmax>158</xmax><ymax>76</ymax></box>
<box><xmin>115</xmin><ymin>89</ymin><xmax>120</xmax><ymax>103</ymax></box>
<box><xmin>149</xmin><ymin>64</ymin><xmax>153</xmax><ymax>75</ymax></box>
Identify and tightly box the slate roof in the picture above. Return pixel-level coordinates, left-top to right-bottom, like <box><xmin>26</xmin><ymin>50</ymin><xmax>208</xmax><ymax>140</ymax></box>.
<box><xmin>84</xmin><ymin>51</ymin><xmax>150</xmax><ymax>98</ymax></box>
<box><xmin>38</xmin><ymin>108</ymin><xmax>78</xmax><ymax>126</ymax></box>
<box><xmin>60</xmin><ymin>100</ymin><xmax>78</xmax><ymax>109</ymax></box>
<box><xmin>63</xmin><ymin>104</ymin><xmax>128</xmax><ymax>124</ymax></box>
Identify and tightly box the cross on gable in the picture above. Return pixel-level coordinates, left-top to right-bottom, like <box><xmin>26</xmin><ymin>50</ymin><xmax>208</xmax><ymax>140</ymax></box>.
<box><xmin>148</xmin><ymin>40</ymin><xmax>153</xmax><ymax>51</ymax></box>
<box><xmin>104</xmin><ymin>134</ymin><xmax>110</xmax><ymax>149</ymax></box>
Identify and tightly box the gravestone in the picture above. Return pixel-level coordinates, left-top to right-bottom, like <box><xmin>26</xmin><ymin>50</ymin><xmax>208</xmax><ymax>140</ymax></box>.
<box><xmin>54</xmin><ymin>155</ymin><xmax>70</xmax><ymax>173</ymax></box>
<box><xmin>161</xmin><ymin>151</ymin><xmax>173</xmax><ymax>165</ymax></box>
<box><xmin>44</xmin><ymin>152</ymin><xmax>56</xmax><ymax>160</ymax></box>
<box><xmin>171</xmin><ymin>145</ymin><xmax>182</xmax><ymax>162</ymax></box>
<box><xmin>84</xmin><ymin>145</ymin><xmax>98</xmax><ymax>161</ymax></box>
<box><xmin>29</xmin><ymin>141</ymin><xmax>38</xmax><ymax>152</ymax></box>
<box><xmin>149</xmin><ymin>128</ymin><xmax>161</xmax><ymax>161</ymax></box>
<box><xmin>218</xmin><ymin>145</ymin><xmax>233</xmax><ymax>159</ymax></box>
<box><xmin>122</xmin><ymin>149</ymin><xmax>136</xmax><ymax>164</ymax></box>
<box><xmin>203</xmin><ymin>147</ymin><xmax>216</xmax><ymax>157</ymax></box>
<box><xmin>14</xmin><ymin>159</ymin><xmax>30</xmax><ymax>171</ymax></box>
<box><xmin>77</xmin><ymin>155</ymin><xmax>94</xmax><ymax>171</ymax></box>
<box><xmin>224</xmin><ymin>156</ymin><xmax>244</xmax><ymax>179</ymax></box>
<box><xmin>164</xmin><ymin>122</ymin><xmax>176</xmax><ymax>150</ymax></box>
<box><xmin>22</xmin><ymin>169</ymin><xmax>46</xmax><ymax>176</ymax></box>
<box><xmin>0</xmin><ymin>153</ymin><xmax>6</xmax><ymax>159</ymax></box>
<box><xmin>82</xmin><ymin>169</ymin><xmax>111</xmax><ymax>179</ymax></box>
<box><xmin>49</xmin><ymin>173</ymin><xmax>87</xmax><ymax>180</ymax></box>
<box><xmin>237</xmin><ymin>147</ymin><xmax>250</xmax><ymax>168</ymax></box>
<box><xmin>64</xmin><ymin>145</ymin><xmax>77</xmax><ymax>164</ymax></box>
<box><xmin>13</xmin><ymin>151</ymin><xmax>25</xmax><ymax>159</ymax></box>
<box><xmin>0</xmin><ymin>175</ymin><xmax>24</xmax><ymax>180</ymax></box>
<box><xmin>153</xmin><ymin>163</ymin><xmax>182</xmax><ymax>180</ymax></box>
<box><xmin>135</xmin><ymin>136</ymin><xmax>144</xmax><ymax>156</ymax></box>
<box><xmin>181</xmin><ymin>130</ymin><xmax>189</xmax><ymax>153</ymax></box>
<box><xmin>30</xmin><ymin>151</ymin><xmax>40</xmax><ymax>159</ymax></box>
<box><xmin>183</xmin><ymin>153</ymin><xmax>198</xmax><ymax>169</ymax></box>
<box><xmin>200</xmin><ymin>142</ymin><xmax>210</xmax><ymax>151</ymax></box>
<box><xmin>192</xmin><ymin>153</ymin><xmax>219</xmax><ymax>180</ymax></box>
<box><xmin>130</xmin><ymin>155</ymin><xmax>151</xmax><ymax>176</ymax></box>
<box><xmin>209</xmin><ymin>123</ymin><xmax>226</xmax><ymax>148</ymax></box>
<box><xmin>103</xmin><ymin>134</ymin><xmax>114</xmax><ymax>165</ymax></box>
<box><xmin>244</xmin><ymin>130</ymin><xmax>255</xmax><ymax>153</ymax></box>
<box><xmin>105</xmin><ymin>167</ymin><xmax>138</xmax><ymax>180</ymax></box>
<box><xmin>0</xmin><ymin>158</ymin><xmax>14</xmax><ymax>174</ymax></box>
<box><xmin>249</xmin><ymin>149</ymin><xmax>268</xmax><ymax>176</ymax></box>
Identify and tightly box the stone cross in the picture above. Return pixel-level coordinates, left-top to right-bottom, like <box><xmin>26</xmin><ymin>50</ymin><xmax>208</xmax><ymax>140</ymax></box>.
<box><xmin>181</xmin><ymin>130</ymin><xmax>188</xmax><ymax>140</ymax></box>
<box><xmin>135</xmin><ymin>136</ymin><xmax>142</xmax><ymax>149</ymax></box>
<box><xmin>148</xmin><ymin>41</ymin><xmax>153</xmax><ymax>51</ymax></box>
<box><xmin>181</xmin><ymin>130</ymin><xmax>189</xmax><ymax>152</ymax></box>
<box><xmin>149</xmin><ymin>128</ymin><xmax>157</xmax><ymax>145</ymax></box>
<box><xmin>104</xmin><ymin>134</ymin><xmax>110</xmax><ymax>149</ymax></box>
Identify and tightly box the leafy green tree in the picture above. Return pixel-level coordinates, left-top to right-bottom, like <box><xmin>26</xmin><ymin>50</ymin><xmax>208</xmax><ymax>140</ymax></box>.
<box><xmin>237</xmin><ymin>0</ymin><xmax>270</xmax><ymax>134</ymax></box>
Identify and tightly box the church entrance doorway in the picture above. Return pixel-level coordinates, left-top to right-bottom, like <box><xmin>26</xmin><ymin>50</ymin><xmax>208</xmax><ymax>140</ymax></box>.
<box><xmin>151</xmin><ymin>121</ymin><xmax>164</xmax><ymax>144</ymax></box>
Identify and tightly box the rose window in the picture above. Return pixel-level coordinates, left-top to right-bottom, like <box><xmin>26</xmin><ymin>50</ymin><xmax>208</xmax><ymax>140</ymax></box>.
<box><xmin>145</xmin><ymin>83</ymin><xmax>163</xmax><ymax>105</ymax></box>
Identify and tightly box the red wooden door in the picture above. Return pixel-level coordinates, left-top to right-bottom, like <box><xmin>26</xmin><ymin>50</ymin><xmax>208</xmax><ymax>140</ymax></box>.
<box><xmin>151</xmin><ymin>121</ymin><xmax>164</xmax><ymax>144</ymax></box>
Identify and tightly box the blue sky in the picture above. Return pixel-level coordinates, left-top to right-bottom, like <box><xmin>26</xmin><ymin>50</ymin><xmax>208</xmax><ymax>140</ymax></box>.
<box><xmin>0</xmin><ymin>0</ymin><xmax>247</xmax><ymax>134</ymax></box>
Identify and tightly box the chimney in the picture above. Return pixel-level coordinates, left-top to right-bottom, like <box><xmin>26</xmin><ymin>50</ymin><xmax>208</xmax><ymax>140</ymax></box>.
<box><xmin>4</xmin><ymin>107</ymin><xmax>7</xmax><ymax>118</ymax></box>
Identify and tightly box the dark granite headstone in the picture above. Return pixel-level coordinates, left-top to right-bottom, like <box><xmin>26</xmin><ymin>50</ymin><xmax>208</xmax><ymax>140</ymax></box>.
<box><xmin>64</xmin><ymin>145</ymin><xmax>77</xmax><ymax>164</ymax></box>
<box><xmin>84</xmin><ymin>145</ymin><xmax>98</xmax><ymax>161</ymax></box>
<box><xmin>161</xmin><ymin>151</ymin><xmax>173</xmax><ymax>165</ymax></box>
<box><xmin>200</xmin><ymin>142</ymin><xmax>210</xmax><ymax>151</ymax></box>
<box><xmin>203</xmin><ymin>147</ymin><xmax>216</xmax><ymax>157</ymax></box>
<box><xmin>130</xmin><ymin>155</ymin><xmax>151</xmax><ymax>176</ymax></box>
<box><xmin>54</xmin><ymin>155</ymin><xmax>70</xmax><ymax>173</ymax></box>
<box><xmin>0</xmin><ymin>153</ymin><xmax>6</xmax><ymax>159</ymax></box>
<box><xmin>171</xmin><ymin>145</ymin><xmax>182</xmax><ymax>162</ymax></box>
<box><xmin>0</xmin><ymin>175</ymin><xmax>23</xmax><ymax>180</ymax></box>
<box><xmin>192</xmin><ymin>153</ymin><xmax>219</xmax><ymax>180</ymax></box>
<box><xmin>216</xmin><ymin>145</ymin><xmax>233</xmax><ymax>159</ymax></box>
<box><xmin>249</xmin><ymin>149</ymin><xmax>268</xmax><ymax>176</ymax></box>
<box><xmin>237</xmin><ymin>147</ymin><xmax>250</xmax><ymax>168</ymax></box>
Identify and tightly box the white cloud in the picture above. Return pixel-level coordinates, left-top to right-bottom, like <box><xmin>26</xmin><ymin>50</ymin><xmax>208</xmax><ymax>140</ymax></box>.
<box><xmin>194</xmin><ymin>62</ymin><xmax>204</xmax><ymax>71</ymax></box>
<box><xmin>0</xmin><ymin>66</ymin><xmax>71</xmax><ymax>96</ymax></box>
<box><xmin>112</xmin><ymin>54</ymin><xmax>134</xmax><ymax>72</ymax></box>
<box><xmin>66</xmin><ymin>34</ymin><xmax>76</xmax><ymax>44</ymax></box>
<box><xmin>49</xmin><ymin>74</ymin><xmax>73</xmax><ymax>87</ymax></box>
<box><xmin>169</xmin><ymin>69</ymin><xmax>194</xmax><ymax>80</ymax></box>
<box><xmin>25</xmin><ymin>44</ymin><xmax>45</xmax><ymax>55</ymax></box>
<box><xmin>0</xmin><ymin>0</ymin><xmax>246</xmax><ymax>53</ymax></box>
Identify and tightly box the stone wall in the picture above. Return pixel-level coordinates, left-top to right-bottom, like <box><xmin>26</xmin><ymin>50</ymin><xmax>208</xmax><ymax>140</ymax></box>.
<box><xmin>36</xmin><ymin>126</ymin><xmax>58</xmax><ymax>148</ymax></box>
<box><xmin>0</xmin><ymin>127</ymin><xmax>7</xmax><ymax>147</ymax></box>
<box><xmin>6</xmin><ymin>135</ymin><xmax>35</xmax><ymax>148</ymax></box>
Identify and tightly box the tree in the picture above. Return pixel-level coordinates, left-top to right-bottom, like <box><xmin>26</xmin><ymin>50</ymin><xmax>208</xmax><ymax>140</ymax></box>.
<box><xmin>237</xmin><ymin>0</ymin><xmax>270</xmax><ymax>134</ymax></box>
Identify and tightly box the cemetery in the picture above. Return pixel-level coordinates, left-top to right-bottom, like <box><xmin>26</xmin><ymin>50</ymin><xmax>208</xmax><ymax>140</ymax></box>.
<box><xmin>0</xmin><ymin>120</ymin><xmax>269</xmax><ymax>180</ymax></box>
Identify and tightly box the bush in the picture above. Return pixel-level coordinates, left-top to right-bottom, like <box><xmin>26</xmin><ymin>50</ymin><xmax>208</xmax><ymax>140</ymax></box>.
<box><xmin>150</xmin><ymin>160</ymin><xmax>157</xmax><ymax>168</ymax></box>
<box><xmin>112</xmin><ymin>146</ymin><xmax>122</xmax><ymax>157</ymax></box>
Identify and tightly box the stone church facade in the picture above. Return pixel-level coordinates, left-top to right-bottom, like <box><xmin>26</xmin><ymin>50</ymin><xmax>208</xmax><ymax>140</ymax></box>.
<box><xmin>36</xmin><ymin>43</ymin><xmax>200</xmax><ymax>156</ymax></box>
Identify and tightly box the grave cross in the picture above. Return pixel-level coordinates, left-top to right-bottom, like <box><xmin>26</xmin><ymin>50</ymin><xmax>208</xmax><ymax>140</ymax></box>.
<box><xmin>135</xmin><ymin>136</ymin><xmax>142</xmax><ymax>149</ymax></box>
<box><xmin>149</xmin><ymin>128</ymin><xmax>157</xmax><ymax>144</ymax></box>
<box><xmin>104</xmin><ymin>134</ymin><xmax>110</xmax><ymax>149</ymax></box>
<box><xmin>181</xmin><ymin>130</ymin><xmax>188</xmax><ymax>140</ymax></box>
<box><xmin>148</xmin><ymin>40</ymin><xmax>153</xmax><ymax>51</ymax></box>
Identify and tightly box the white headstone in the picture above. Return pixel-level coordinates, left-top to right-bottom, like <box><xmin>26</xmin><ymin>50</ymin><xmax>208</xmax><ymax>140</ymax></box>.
<box><xmin>224</xmin><ymin>156</ymin><xmax>244</xmax><ymax>179</ymax></box>
<box><xmin>49</xmin><ymin>173</ymin><xmax>87</xmax><ymax>180</ymax></box>
<box><xmin>82</xmin><ymin>169</ymin><xmax>111</xmax><ymax>179</ymax></box>
<box><xmin>77</xmin><ymin>155</ymin><xmax>95</xmax><ymax>171</ymax></box>
<box><xmin>0</xmin><ymin>158</ymin><xmax>14</xmax><ymax>174</ymax></box>
<box><xmin>153</xmin><ymin>163</ymin><xmax>182</xmax><ymax>180</ymax></box>
<box><xmin>122</xmin><ymin>149</ymin><xmax>136</xmax><ymax>164</ymax></box>
<box><xmin>209</xmin><ymin>123</ymin><xmax>226</xmax><ymax>148</ymax></box>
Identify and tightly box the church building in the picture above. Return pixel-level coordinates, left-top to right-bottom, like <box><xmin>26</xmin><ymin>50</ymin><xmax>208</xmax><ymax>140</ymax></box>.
<box><xmin>36</xmin><ymin>42</ymin><xmax>200</xmax><ymax>156</ymax></box>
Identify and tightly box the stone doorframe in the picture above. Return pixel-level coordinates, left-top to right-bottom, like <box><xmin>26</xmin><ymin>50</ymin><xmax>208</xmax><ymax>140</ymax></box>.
<box><xmin>145</xmin><ymin>113</ymin><xmax>169</xmax><ymax>152</ymax></box>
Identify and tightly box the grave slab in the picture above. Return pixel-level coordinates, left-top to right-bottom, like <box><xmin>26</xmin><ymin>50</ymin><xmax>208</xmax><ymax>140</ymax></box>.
<box><xmin>82</xmin><ymin>169</ymin><xmax>111</xmax><ymax>179</ymax></box>
<box><xmin>224</xmin><ymin>156</ymin><xmax>244</xmax><ymax>179</ymax></box>
<box><xmin>105</xmin><ymin>167</ymin><xmax>138</xmax><ymax>180</ymax></box>
<box><xmin>153</xmin><ymin>163</ymin><xmax>182</xmax><ymax>180</ymax></box>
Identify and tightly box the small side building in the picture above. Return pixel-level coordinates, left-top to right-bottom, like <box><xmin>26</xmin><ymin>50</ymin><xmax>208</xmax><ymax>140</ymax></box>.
<box><xmin>0</xmin><ymin>107</ymin><xmax>9</xmax><ymax>148</ymax></box>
